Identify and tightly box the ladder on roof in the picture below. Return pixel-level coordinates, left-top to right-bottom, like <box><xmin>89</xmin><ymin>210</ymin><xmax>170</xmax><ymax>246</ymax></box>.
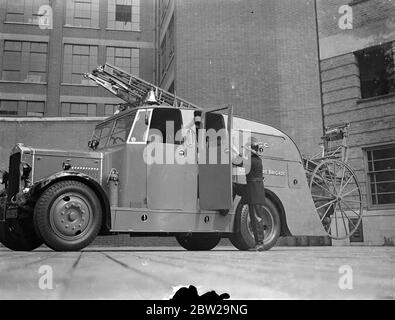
<box><xmin>84</xmin><ymin>63</ymin><xmax>201</xmax><ymax>110</ymax></box>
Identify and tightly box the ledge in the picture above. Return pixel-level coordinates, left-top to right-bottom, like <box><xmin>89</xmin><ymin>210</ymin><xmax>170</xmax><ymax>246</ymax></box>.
<box><xmin>63</xmin><ymin>25</ymin><xmax>100</xmax><ymax>30</ymax></box>
<box><xmin>3</xmin><ymin>21</ymin><xmax>39</xmax><ymax>26</ymax></box>
<box><xmin>0</xmin><ymin>80</ymin><xmax>47</xmax><ymax>85</ymax></box>
<box><xmin>105</xmin><ymin>28</ymin><xmax>142</xmax><ymax>33</ymax></box>
<box><xmin>0</xmin><ymin>117</ymin><xmax>106</xmax><ymax>122</ymax></box>
<box><xmin>61</xmin><ymin>83</ymin><xmax>98</xmax><ymax>87</ymax></box>
<box><xmin>357</xmin><ymin>92</ymin><xmax>395</xmax><ymax>104</ymax></box>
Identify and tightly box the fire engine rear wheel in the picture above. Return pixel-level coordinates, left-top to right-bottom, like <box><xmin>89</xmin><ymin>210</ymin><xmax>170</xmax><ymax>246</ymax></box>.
<box><xmin>33</xmin><ymin>180</ymin><xmax>102</xmax><ymax>251</ymax></box>
<box><xmin>0</xmin><ymin>218</ymin><xmax>43</xmax><ymax>251</ymax></box>
<box><xmin>229</xmin><ymin>198</ymin><xmax>281</xmax><ymax>251</ymax></box>
<box><xmin>176</xmin><ymin>233</ymin><xmax>221</xmax><ymax>251</ymax></box>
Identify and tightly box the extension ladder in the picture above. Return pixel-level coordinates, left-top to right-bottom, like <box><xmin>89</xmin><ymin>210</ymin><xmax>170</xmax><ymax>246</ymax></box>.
<box><xmin>84</xmin><ymin>63</ymin><xmax>201</xmax><ymax>110</ymax></box>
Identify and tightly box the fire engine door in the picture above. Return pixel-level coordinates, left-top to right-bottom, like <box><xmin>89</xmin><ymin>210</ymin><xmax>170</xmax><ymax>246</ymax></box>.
<box><xmin>198</xmin><ymin>105</ymin><xmax>233</xmax><ymax>210</ymax></box>
<box><xmin>146</xmin><ymin>108</ymin><xmax>197</xmax><ymax>211</ymax></box>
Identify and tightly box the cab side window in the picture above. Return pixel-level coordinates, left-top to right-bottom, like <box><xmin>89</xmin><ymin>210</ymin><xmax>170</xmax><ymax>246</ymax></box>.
<box><xmin>149</xmin><ymin>108</ymin><xmax>183</xmax><ymax>144</ymax></box>
<box><xmin>130</xmin><ymin>109</ymin><xmax>152</xmax><ymax>143</ymax></box>
<box><xmin>108</xmin><ymin>113</ymin><xmax>135</xmax><ymax>146</ymax></box>
<box><xmin>205</xmin><ymin>112</ymin><xmax>226</xmax><ymax>147</ymax></box>
<box><xmin>206</xmin><ymin>113</ymin><xmax>225</xmax><ymax>132</ymax></box>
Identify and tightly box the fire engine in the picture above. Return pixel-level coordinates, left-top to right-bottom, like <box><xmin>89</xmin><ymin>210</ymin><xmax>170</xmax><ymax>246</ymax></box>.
<box><xmin>0</xmin><ymin>64</ymin><xmax>363</xmax><ymax>251</ymax></box>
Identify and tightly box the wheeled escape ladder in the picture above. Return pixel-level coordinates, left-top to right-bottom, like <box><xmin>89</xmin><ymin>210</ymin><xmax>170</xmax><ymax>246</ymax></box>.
<box><xmin>84</xmin><ymin>63</ymin><xmax>201</xmax><ymax>110</ymax></box>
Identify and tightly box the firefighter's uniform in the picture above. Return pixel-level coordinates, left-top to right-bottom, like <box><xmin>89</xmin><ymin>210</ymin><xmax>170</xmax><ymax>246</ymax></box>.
<box><xmin>233</xmin><ymin>139</ymin><xmax>266</xmax><ymax>251</ymax></box>
<box><xmin>245</xmin><ymin>151</ymin><xmax>266</xmax><ymax>250</ymax></box>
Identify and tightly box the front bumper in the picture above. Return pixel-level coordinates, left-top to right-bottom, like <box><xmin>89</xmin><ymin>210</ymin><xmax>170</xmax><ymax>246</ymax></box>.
<box><xmin>0</xmin><ymin>189</ymin><xmax>21</xmax><ymax>221</ymax></box>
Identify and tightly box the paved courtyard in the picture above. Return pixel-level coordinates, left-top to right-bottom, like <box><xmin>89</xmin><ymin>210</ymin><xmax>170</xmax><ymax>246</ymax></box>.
<box><xmin>0</xmin><ymin>246</ymin><xmax>394</xmax><ymax>300</ymax></box>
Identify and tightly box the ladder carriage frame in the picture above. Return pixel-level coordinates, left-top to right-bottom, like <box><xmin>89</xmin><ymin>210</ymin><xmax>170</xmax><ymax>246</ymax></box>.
<box><xmin>303</xmin><ymin>123</ymin><xmax>364</xmax><ymax>240</ymax></box>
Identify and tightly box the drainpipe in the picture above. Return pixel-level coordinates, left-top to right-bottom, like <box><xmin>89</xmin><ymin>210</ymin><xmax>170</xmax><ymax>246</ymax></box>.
<box><xmin>314</xmin><ymin>0</ymin><xmax>326</xmax><ymax>136</ymax></box>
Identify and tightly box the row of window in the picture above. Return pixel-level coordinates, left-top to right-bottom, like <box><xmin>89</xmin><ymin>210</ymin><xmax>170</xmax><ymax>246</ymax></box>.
<box><xmin>159</xmin><ymin>15</ymin><xmax>174</xmax><ymax>79</ymax></box>
<box><xmin>1</xmin><ymin>40</ymin><xmax>140</xmax><ymax>84</ymax></box>
<box><xmin>5</xmin><ymin>0</ymin><xmax>140</xmax><ymax>31</ymax></box>
<box><xmin>0</xmin><ymin>100</ymin><xmax>119</xmax><ymax>117</ymax></box>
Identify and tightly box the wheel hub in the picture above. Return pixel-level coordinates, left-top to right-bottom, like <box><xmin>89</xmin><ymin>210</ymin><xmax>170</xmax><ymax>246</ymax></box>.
<box><xmin>51</xmin><ymin>196</ymin><xmax>91</xmax><ymax>238</ymax></box>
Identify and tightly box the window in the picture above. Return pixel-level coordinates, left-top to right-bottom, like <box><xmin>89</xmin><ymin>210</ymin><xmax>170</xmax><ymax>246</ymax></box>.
<box><xmin>106</xmin><ymin>47</ymin><xmax>139</xmax><ymax>76</ymax></box>
<box><xmin>149</xmin><ymin>108</ymin><xmax>182</xmax><ymax>144</ymax></box>
<box><xmin>160</xmin><ymin>39</ymin><xmax>166</xmax><ymax>77</ymax></box>
<box><xmin>356</xmin><ymin>42</ymin><xmax>395</xmax><ymax>99</ymax></box>
<box><xmin>0</xmin><ymin>100</ymin><xmax>18</xmax><ymax>116</ymax></box>
<box><xmin>0</xmin><ymin>100</ymin><xmax>44</xmax><ymax>117</ymax></box>
<box><xmin>108</xmin><ymin>0</ymin><xmax>140</xmax><ymax>31</ymax></box>
<box><xmin>5</xmin><ymin>0</ymin><xmax>49</xmax><ymax>24</ymax></box>
<box><xmin>26</xmin><ymin>101</ymin><xmax>45</xmax><ymax>116</ymax></box>
<box><xmin>63</xmin><ymin>44</ymin><xmax>98</xmax><ymax>84</ymax></box>
<box><xmin>130</xmin><ymin>109</ymin><xmax>151</xmax><ymax>143</ymax></box>
<box><xmin>104</xmin><ymin>104</ymin><xmax>119</xmax><ymax>116</ymax></box>
<box><xmin>109</xmin><ymin>113</ymin><xmax>136</xmax><ymax>146</ymax></box>
<box><xmin>168</xmin><ymin>16</ymin><xmax>174</xmax><ymax>58</ymax></box>
<box><xmin>366</xmin><ymin>145</ymin><xmax>395</xmax><ymax>207</ymax></box>
<box><xmin>61</xmin><ymin>103</ymin><xmax>97</xmax><ymax>117</ymax></box>
<box><xmin>65</xmin><ymin>0</ymin><xmax>99</xmax><ymax>28</ymax></box>
<box><xmin>2</xmin><ymin>41</ymin><xmax>48</xmax><ymax>82</ymax></box>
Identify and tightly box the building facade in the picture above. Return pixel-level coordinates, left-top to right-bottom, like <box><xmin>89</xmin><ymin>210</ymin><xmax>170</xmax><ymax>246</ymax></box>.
<box><xmin>0</xmin><ymin>0</ymin><xmax>154</xmax><ymax>118</ymax></box>
<box><xmin>317</xmin><ymin>0</ymin><xmax>395</xmax><ymax>245</ymax></box>
<box><xmin>156</xmin><ymin>0</ymin><xmax>324</xmax><ymax>157</ymax></box>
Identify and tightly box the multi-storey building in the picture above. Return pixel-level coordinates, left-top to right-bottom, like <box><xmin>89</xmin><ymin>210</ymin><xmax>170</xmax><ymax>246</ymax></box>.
<box><xmin>317</xmin><ymin>0</ymin><xmax>395</xmax><ymax>245</ymax></box>
<box><xmin>0</xmin><ymin>0</ymin><xmax>154</xmax><ymax>118</ymax></box>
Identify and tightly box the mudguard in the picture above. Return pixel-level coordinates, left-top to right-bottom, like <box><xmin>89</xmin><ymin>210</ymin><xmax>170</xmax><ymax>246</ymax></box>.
<box><xmin>29</xmin><ymin>171</ymin><xmax>111</xmax><ymax>232</ymax></box>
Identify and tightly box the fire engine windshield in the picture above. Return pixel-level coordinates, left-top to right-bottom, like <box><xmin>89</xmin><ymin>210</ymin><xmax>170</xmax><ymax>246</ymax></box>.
<box><xmin>108</xmin><ymin>112</ymin><xmax>136</xmax><ymax>146</ymax></box>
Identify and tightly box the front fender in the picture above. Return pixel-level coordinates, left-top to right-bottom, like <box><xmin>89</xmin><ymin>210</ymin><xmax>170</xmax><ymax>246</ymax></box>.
<box><xmin>29</xmin><ymin>171</ymin><xmax>111</xmax><ymax>232</ymax></box>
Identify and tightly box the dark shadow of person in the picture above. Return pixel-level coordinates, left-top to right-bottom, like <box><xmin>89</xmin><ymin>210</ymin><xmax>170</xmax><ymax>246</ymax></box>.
<box><xmin>170</xmin><ymin>285</ymin><xmax>230</xmax><ymax>303</ymax></box>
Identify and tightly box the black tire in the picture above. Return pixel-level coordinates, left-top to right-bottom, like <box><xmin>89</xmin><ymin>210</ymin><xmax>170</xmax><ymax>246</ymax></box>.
<box><xmin>0</xmin><ymin>218</ymin><xmax>43</xmax><ymax>251</ymax></box>
<box><xmin>229</xmin><ymin>198</ymin><xmax>281</xmax><ymax>251</ymax></box>
<box><xmin>33</xmin><ymin>180</ymin><xmax>102</xmax><ymax>251</ymax></box>
<box><xmin>176</xmin><ymin>233</ymin><xmax>221</xmax><ymax>251</ymax></box>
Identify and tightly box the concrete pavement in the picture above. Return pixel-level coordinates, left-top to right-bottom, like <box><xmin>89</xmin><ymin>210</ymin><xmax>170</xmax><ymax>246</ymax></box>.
<box><xmin>0</xmin><ymin>246</ymin><xmax>394</xmax><ymax>300</ymax></box>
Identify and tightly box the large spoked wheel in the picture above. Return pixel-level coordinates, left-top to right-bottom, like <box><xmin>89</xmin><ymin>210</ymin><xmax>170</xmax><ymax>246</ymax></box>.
<box><xmin>229</xmin><ymin>198</ymin><xmax>281</xmax><ymax>251</ymax></box>
<box><xmin>176</xmin><ymin>233</ymin><xmax>221</xmax><ymax>251</ymax></box>
<box><xmin>34</xmin><ymin>180</ymin><xmax>102</xmax><ymax>251</ymax></box>
<box><xmin>309</xmin><ymin>159</ymin><xmax>363</xmax><ymax>240</ymax></box>
<box><xmin>0</xmin><ymin>189</ymin><xmax>42</xmax><ymax>251</ymax></box>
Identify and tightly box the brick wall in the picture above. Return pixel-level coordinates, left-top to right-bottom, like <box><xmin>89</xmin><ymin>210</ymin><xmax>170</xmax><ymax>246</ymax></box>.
<box><xmin>173</xmin><ymin>0</ymin><xmax>323</xmax><ymax>157</ymax></box>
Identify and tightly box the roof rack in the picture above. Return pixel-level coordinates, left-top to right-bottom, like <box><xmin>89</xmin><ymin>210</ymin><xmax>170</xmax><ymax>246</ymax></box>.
<box><xmin>84</xmin><ymin>63</ymin><xmax>201</xmax><ymax>110</ymax></box>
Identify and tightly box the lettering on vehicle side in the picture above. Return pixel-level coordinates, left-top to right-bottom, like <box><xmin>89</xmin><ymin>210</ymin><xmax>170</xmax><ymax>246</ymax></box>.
<box><xmin>263</xmin><ymin>169</ymin><xmax>286</xmax><ymax>176</ymax></box>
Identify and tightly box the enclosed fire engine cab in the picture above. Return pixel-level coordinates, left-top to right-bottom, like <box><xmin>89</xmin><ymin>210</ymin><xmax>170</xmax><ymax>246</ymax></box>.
<box><xmin>0</xmin><ymin>63</ymin><xmax>327</xmax><ymax>252</ymax></box>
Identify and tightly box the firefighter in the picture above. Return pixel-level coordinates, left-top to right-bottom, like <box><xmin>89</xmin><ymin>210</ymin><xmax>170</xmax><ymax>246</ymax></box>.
<box><xmin>232</xmin><ymin>137</ymin><xmax>266</xmax><ymax>251</ymax></box>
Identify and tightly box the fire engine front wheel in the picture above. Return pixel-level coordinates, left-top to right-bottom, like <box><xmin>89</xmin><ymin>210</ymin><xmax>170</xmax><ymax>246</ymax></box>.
<box><xmin>176</xmin><ymin>233</ymin><xmax>221</xmax><ymax>251</ymax></box>
<box><xmin>229</xmin><ymin>198</ymin><xmax>281</xmax><ymax>251</ymax></box>
<box><xmin>34</xmin><ymin>180</ymin><xmax>102</xmax><ymax>251</ymax></box>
